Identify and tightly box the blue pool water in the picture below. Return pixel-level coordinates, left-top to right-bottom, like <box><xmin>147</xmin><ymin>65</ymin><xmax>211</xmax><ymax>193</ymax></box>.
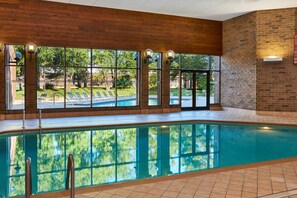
<box><xmin>1</xmin><ymin>122</ymin><xmax>297</xmax><ymax>197</ymax></box>
<box><xmin>92</xmin><ymin>98</ymin><xmax>180</xmax><ymax>107</ymax></box>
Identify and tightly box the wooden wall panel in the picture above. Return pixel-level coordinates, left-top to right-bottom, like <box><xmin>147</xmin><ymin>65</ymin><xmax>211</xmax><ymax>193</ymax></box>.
<box><xmin>294</xmin><ymin>35</ymin><xmax>297</xmax><ymax>64</ymax></box>
<box><xmin>0</xmin><ymin>0</ymin><xmax>222</xmax><ymax>55</ymax></box>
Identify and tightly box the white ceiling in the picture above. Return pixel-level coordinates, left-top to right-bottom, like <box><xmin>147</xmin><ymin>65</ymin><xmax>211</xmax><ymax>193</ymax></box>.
<box><xmin>46</xmin><ymin>0</ymin><xmax>297</xmax><ymax>21</ymax></box>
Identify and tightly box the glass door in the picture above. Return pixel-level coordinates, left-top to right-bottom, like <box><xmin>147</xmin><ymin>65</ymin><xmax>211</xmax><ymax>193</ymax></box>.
<box><xmin>196</xmin><ymin>72</ymin><xmax>208</xmax><ymax>108</ymax></box>
<box><xmin>181</xmin><ymin>71</ymin><xmax>210</xmax><ymax>110</ymax></box>
<box><xmin>181</xmin><ymin>72</ymin><xmax>193</xmax><ymax>108</ymax></box>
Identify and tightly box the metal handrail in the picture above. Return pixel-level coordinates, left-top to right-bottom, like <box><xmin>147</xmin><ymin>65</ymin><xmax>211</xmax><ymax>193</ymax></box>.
<box><xmin>66</xmin><ymin>154</ymin><xmax>75</xmax><ymax>198</ymax></box>
<box><xmin>25</xmin><ymin>157</ymin><xmax>32</xmax><ymax>198</ymax></box>
<box><xmin>22</xmin><ymin>110</ymin><xmax>26</xmax><ymax>130</ymax></box>
<box><xmin>38</xmin><ymin>110</ymin><xmax>42</xmax><ymax>129</ymax></box>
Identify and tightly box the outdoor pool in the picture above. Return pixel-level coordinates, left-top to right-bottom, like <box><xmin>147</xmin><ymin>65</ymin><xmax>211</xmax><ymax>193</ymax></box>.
<box><xmin>92</xmin><ymin>98</ymin><xmax>180</xmax><ymax>107</ymax></box>
<box><xmin>1</xmin><ymin>122</ymin><xmax>297</xmax><ymax>197</ymax></box>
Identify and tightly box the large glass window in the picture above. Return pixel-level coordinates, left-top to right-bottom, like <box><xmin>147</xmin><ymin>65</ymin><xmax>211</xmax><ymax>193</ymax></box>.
<box><xmin>37</xmin><ymin>47</ymin><xmax>65</xmax><ymax>109</ymax></box>
<box><xmin>92</xmin><ymin>49</ymin><xmax>116</xmax><ymax>107</ymax></box>
<box><xmin>116</xmin><ymin>51</ymin><xmax>139</xmax><ymax>107</ymax></box>
<box><xmin>37</xmin><ymin>47</ymin><xmax>139</xmax><ymax>109</ymax></box>
<box><xmin>170</xmin><ymin>54</ymin><xmax>180</xmax><ymax>105</ymax></box>
<box><xmin>180</xmin><ymin>54</ymin><xmax>209</xmax><ymax>70</ymax></box>
<box><xmin>65</xmin><ymin>48</ymin><xmax>91</xmax><ymax>108</ymax></box>
<box><xmin>169</xmin><ymin>54</ymin><xmax>221</xmax><ymax>106</ymax></box>
<box><xmin>5</xmin><ymin>45</ymin><xmax>25</xmax><ymax>110</ymax></box>
<box><xmin>148</xmin><ymin>53</ymin><xmax>162</xmax><ymax>106</ymax></box>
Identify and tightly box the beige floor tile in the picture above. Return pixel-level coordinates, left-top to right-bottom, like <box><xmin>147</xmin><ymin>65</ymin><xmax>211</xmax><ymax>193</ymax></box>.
<box><xmin>111</xmin><ymin>195</ymin><xmax>127</xmax><ymax>198</ymax></box>
<box><xmin>180</xmin><ymin>188</ymin><xmax>197</xmax><ymax>196</ymax></box>
<box><xmin>114</xmin><ymin>189</ymin><xmax>133</xmax><ymax>197</ymax></box>
<box><xmin>129</xmin><ymin>192</ymin><xmax>146</xmax><ymax>198</ymax></box>
<box><xmin>161</xmin><ymin>191</ymin><xmax>179</xmax><ymax>198</ymax></box>
<box><xmin>226</xmin><ymin>189</ymin><xmax>242</xmax><ymax>196</ymax></box>
<box><xmin>148</xmin><ymin>188</ymin><xmax>165</xmax><ymax>196</ymax></box>
<box><xmin>258</xmin><ymin>188</ymin><xmax>273</xmax><ymax>196</ymax></box>
<box><xmin>144</xmin><ymin>194</ymin><xmax>161</xmax><ymax>198</ymax></box>
<box><xmin>134</xmin><ymin>186</ymin><xmax>152</xmax><ymax>193</ymax></box>
<box><xmin>242</xmin><ymin>191</ymin><xmax>257</xmax><ymax>198</ymax></box>
<box><xmin>82</xmin><ymin>191</ymin><xmax>101</xmax><ymax>197</ymax></box>
<box><xmin>210</xmin><ymin>192</ymin><xmax>226</xmax><ymax>198</ymax></box>
<box><xmin>177</xmin><ymin>193</ymin><xmax>193</xmax><ymax>198</ymax></box>
<box><xmin>95</xmin><ymin>192</ymin><xmax>113</xmax><ymax>198</ymax></box>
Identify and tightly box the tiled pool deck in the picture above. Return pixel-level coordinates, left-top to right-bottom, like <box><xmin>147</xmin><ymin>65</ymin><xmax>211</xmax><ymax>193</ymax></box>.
<box><xmin>6</xmin><ymin>107</ymin><xmax>297</xmax><ymax>198</ymax></box>
<box><xmin>74</xmin><ymin>160</ymin><xmax>297</xmax><ymax>198</ymax></box>
<box><xmin>3</xmin><ymin>108</ymin><xmax>297</xmax><ymax>133</ymax></box>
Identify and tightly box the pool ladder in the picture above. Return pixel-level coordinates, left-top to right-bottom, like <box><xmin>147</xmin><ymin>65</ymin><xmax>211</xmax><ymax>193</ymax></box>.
<box><xmin>25</xmin><ymin>158</ymin><xmax>32</xmax><ymax>198</ymax></box>
<box><xmin>22</xmin><ymin>110</ymin><xmax>42</xmax><ymax>130</ymax></box>
<box><xmin>25</xmin><ymin>154</ymin><xmax>75</xmax><ymax>198</ymax></box>
<box><xmin>66</xmin><ymin>154</ymin><xmax>75</xmax><ymax>198</ymax></box>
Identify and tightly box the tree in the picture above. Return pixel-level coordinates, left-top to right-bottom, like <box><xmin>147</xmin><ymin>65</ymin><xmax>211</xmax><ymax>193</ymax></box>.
<box><xmin>66</xmin><ymin>48</ymin><xmax>90</xmax><ymax>88</ymax></box>
<box><xmin>92</xmin><ymin>50</ymin><xmax>116</xmax><ymax>90</ymax></box>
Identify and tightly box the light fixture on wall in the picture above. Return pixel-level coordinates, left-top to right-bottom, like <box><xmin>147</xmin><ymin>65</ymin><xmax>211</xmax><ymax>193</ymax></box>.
<box><xmin>0</xmin><ymin>42</ymin><xmax>4</xmax><ymax>52</ymax></box>
<box><xmin>166</xmin><ymin>50</ymin><xmax>175</xmax><ymax>60</ymax></box>
<box><xmin>144</xmin><ymin>49</ymin><xmax>153</xmax><ymax>58</ymax></box>
<box><xmin>144</xmin><ymin>49</ymin><xmax>153</xmax><ymax>63</ymax></box>
<box><xmin>165</xmin><ymin>50</ymin><xmax>175</xmax><ymax>64</ymax></box>
<box><xmin>26</xmin><ymin>43</ymin><xmax>37</xmax><ymax>61</ymax></box>
<box><xmin>263</xmin><ymin>56</ymin><xmax>283</xmax><ymax>62</ymax></box>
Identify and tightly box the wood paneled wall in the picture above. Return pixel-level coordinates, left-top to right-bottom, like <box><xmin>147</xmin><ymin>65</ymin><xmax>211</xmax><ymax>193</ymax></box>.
<box><xmin>0</xmin><ymin>0</ymin><xmax>222</xmax><ymax>55</ymax></box>
<box><xmin>0</xmin><ymin>0</ymin><xmax>222</xmax><ymax>119</ymax></box>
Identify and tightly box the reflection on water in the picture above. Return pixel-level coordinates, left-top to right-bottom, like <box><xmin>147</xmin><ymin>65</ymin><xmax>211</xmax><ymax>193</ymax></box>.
<box><xmin>1</xmin><ymin>123</ymin><xmax>297</xmax><ymax>197</ymax></box>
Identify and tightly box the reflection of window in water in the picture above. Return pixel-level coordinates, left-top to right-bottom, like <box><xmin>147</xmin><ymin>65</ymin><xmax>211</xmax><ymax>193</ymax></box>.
<box><xmin>1</xmin><ymin>123</ymin><xmax>220</xmax><ymax>197</ymax></box>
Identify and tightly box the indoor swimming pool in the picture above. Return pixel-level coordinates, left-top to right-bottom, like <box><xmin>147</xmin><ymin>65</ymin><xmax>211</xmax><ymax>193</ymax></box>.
<box><xmin>1</xmin><ymin>122</ymin><xmax>297</xmax><ymax>197</ymax></box>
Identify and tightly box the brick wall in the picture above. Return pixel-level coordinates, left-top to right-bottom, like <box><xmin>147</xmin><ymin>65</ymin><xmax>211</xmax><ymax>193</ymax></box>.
<box><xmin>221</xmin><ymin>13</ymin><xmax>257</xmax><ymax>110</ymax></box>
<box><xmin>222</xmin><ymin>8</ymin><xmax>297</xmax><ymax>112</ymax></box>
<box><xmin>256</xmin><ymin>9</ymin><xmax>297</xmax><ymax>111</ymax></box>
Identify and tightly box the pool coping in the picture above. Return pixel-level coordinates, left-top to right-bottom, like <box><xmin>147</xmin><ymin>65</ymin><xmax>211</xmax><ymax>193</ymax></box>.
<box><xmin>15</xmin><ymin>156</ymin><xmax>297</xmax><ymax>198</ymax></box>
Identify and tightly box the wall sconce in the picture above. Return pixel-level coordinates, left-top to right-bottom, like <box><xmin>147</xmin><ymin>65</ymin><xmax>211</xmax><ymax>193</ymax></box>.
<box><xmin>166</xmin><ymin>50</ymin><xmax>175</xmax><ymax>60</ymax></box>
<box><xmin>263</xmin><ymin>56</ymin><xmax>283</xmax><ymax>62</ymax></box>
<box><xmin>165</xmin><ymin>50</ymin><xmax>175</xmax><ymax>64</ymax></box>
<box><xmin>26</xmin><ymin>43</ymin><xmax>37</xmax><ymax>60</ymax></box>
<box><xmin>0</xmin><ymin>42</ymin><xmax>4</xmax><ymax>52</ymax></box>
<box><xmin>144</xmin><ymin>49</ymin><xmax>153</xmax><ymax>64</ymax></box>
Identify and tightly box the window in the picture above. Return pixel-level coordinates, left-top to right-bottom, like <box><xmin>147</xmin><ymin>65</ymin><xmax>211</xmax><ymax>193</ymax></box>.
<box><xmin>5</xmin><ymin>45</ymin><xmax>25</xmax><ymax>110</ymax></box>
<box><xmin>37</xmin><ymin>47</ymin><xmax>139</xmax><ymax>109</ymax></box>
<box><xmin>210</xmin><ymin>56</ymin><xmax>221</xmax><ymax>104</ymax></box>
<box><xmin>66</xmin><ymin>48</ymin><xmax>91</xmax><ymax>108</ymax></box>
<box><xmin>116</xmin><ymin>50</ymin><xmax>139</xmax><ymax>106</ymax></box>
<box><xmin>169</xmin><ymin>53</ymin><xmax>221</xmax><ymax>106</ymax></box>
<box><xmin>180</xmin><ymin>54</ymin><xmax>209</xmax><ymax>70</ymax></box>
<box><xmin>37</xmin><ymin>47</ymin><xmax>65</xmax><ymax>109</ymax></box>
<box><xmin>169</xmin><ymin>54</ymin><xmax>180</xmax><ymax>105</ymax></box>
<box><xmin>148</xmin><ymin>53</ymin><xmax>162</xmax><ymax>106</ymax></box>
<box><xmin>92</xmin><ymin>49</ymin><xmax>116</xmax><ymax>107</ymax></box>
